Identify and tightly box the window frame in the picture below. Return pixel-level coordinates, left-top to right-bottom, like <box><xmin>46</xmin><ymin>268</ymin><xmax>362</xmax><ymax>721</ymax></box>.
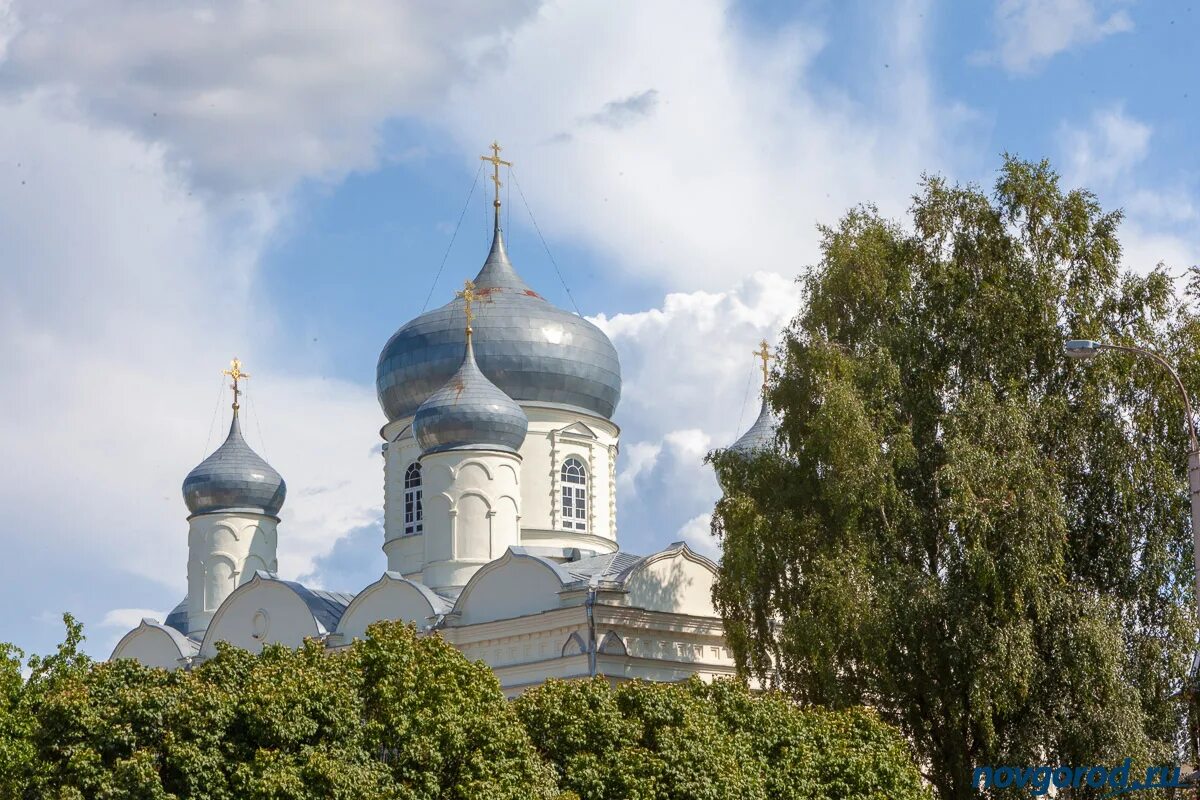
<box><xmin>403</xmin><ymin>462</ymin><xmax>423</xmax><ymax>535</ymax></box>
<box><xmin>560</xmin><ymin>457</ymin><xmax>588</xmax><ymax>532</ymax></box>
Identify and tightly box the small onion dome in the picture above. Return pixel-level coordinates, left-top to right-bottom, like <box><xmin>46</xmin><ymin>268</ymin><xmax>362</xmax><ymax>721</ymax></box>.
<box><xmin>376</xmin><ymin>225</ymin><xmax>622</xmax><ymax>422</ymax></box>
<box><xmin>413</xmin><ymin>336</ymin><xmax>529</xmax><ymax>455</ymax></box>
<box><xmin>182</xmin><ymin>412</ymin><xmax>286</xmax><ymax>517</ymax></box>
<box><xmin>729</xmin><ymin>397</ymin><xmax>779</xmax><ymax>455</ymax></box>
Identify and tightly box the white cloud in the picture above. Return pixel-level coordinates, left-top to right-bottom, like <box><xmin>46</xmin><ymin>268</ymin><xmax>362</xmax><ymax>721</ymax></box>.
<box><xmin>981</xmin><ymin>0</ymin><xmax>1133</xmax><ymax>74</ymax></box>
<box><xmin>0</xmin><ymin>0</ymin><xmax>16</xmax><ymax>61</ymax></box>
<box><xmin>596</xmin><ymin>272</ymin><xmax>801</xmax><ymax>555</ymax></box>
<box><xmin>1118</xmin><ymin>223</ymin><xmax>1199</xmax><ymax>274</ymax></box>
<box><xmin>1059</xmin><ymin>105</ymin><xmax>1151</xmax><ymax>188</ymax></box>
<box><xmin>597</xmin><ymin>271</ymin><xmax>801</xmax><ymax>442</ymax></box>
<box><xmin>0</xmin><ymin>0</ymin><xmax>539</xmax><ymax>191</ymax></box>
<box><xmin>1124</xmin><ymin>189</ymin><xmax>1198</xmax><ymax>225</ymax></box>
<box><xmin>676</xmin><ymin>513</ymin><xmax>719</xmax><ymax>558</ymax></box>
<box><xmin>0</xmin><ymin>1</ymin><xmax>532</xmax><ymax>654</ymax></box>
<box><xmin>1057</xmin><ymin>106</ymin><xmax>1200</xmax><ymax>274</ymax></box>
<box><xmin>440</xmin><ymin>0</ymin><xmax>961</xmax><ymax>291</ymax></box>
<box><xmin>99</xmin><ymin>608</ymin><xmax>164</xmax><ymax>630</ymax></box>
<box><xmin>0</xmin><ymin>94</ymin><xmax>383</xmax><ymax>655</ymax></box>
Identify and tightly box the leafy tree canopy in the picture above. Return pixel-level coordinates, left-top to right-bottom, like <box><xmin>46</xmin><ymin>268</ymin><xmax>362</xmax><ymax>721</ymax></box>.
<box><xmin>2</xmin><ymin>617</ymin><xmax>554</xmax><ymax>800</ymax></box>
<box><xmin>0</xmin><ymin>617</ymin><xmax>927</xmax><ymax>800</ymax></box>
<box><xmin>515</xmin><ymin>675</ymin><xmax>929</xmax><ymax>800</ymax></box>
<box><xmin>710</xmin><ymin>157</ymin><xmax>1200</xmax><ymax>798</ymax></box>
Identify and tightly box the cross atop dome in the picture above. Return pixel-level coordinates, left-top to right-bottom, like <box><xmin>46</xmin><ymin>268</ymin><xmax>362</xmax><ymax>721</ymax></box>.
<box><xmin>456</xmin><ymin>279</ymin><xmax>479</xmax><ymax>337</ymax></box>
<box><xmin>375</xmin><ymin>142</ymin><xmax>622</xmax><ymax>423</ymax></box>
<box><xmin>480</xmin><ymin>141</ymin><xmax>512</xmax><ymax>222</ymax></box>
<box><xmin>223</xmin><ymin>357</ymin><xmax>249</xmax><ymax>412</ymax></box>
<box><xmin>754</xmin><ymin>340</ymin><xmax>771</xmax><ymax>392</ymax></box>
<box><xmin>183</xmin><ymin>356</ymin><xmax>285</xmax><ymax>518</ymax></box>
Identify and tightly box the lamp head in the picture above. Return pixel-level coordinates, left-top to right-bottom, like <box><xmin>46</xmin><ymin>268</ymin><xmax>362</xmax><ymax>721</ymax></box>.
<box><xmin>1064</xmin><ymin>339</ymin><xmax>1104</xmax><ymax>360</ymax></box>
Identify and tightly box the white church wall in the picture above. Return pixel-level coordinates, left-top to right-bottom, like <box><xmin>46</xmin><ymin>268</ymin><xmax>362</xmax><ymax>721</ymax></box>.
<box><xmin>450</xmin><ymin>550</ymin><xmax>566</xmax><ymax>626</ymax></box>
<box><xmin>622</xmin><ymin>543</ymin><xmax>719</xmax><ymax>618</ymax></box>
<box><xmin>385</xmin><ymin>533</ymin><xmax>425</xmax><ymax>580</ymax></box>
<box><xmin>545</xmin><ymin>413</ymin><xmax>618</xmax><ymax>543</ymax></box>
<box><xmin>592</xmin><ymin>654</ymin><xmax>738</xmax><ymax>686</ymax></box>
<box><xmin>519</xmin><ymin>407</ymin><xmax>619</xmax><ymax>553</ymax></box>
<box><xmin>111</xmin><ymin>622</ymin><xmax>196</xmax><ymax>670</ymax></box>
<box><xmin>186</xmin><ymin>512</ymin><xmax>278</xmax><ymax>636</ymax></box>
<box><xmin>441</xmin><ymin>598</ymin><xmax>740</xmax><ymax>697</ymax></box>
<box><xmin>334</xmin><ymin>572</ymin><xmax>449</xmax><ymax>642</ymax></box>
<box><xmin>111</xmin><ymin>557</ymin><xmax>743</xmax><ymax>693</ymax></box>
<box><xmin>415</xmin><ymin>449</ymin><xmax>522</xmax><ymax>595</ymax></box>
<box><xmin>381</xmin><ymin>424</ymin><xmax>420</xmax><ymax>555</ymax></box>
<box><xmin>381</xmin><ymin>406</ymin><xmax>619</xmax><ymax>560</ymax></box>
<box><xmin>198</xmin><ymin>576</ymin><xmax>322</xmax><ymax>659</ymax></box>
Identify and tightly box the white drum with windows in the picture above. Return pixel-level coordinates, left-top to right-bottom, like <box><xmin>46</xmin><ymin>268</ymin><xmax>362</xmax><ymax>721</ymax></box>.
<box><xmin>404</xmin><ymin>462</ymin><xmax>423</xmax><ymax>535</ymax></box>
<box><xmin>560</xmin><ymin>457</ymin><xmax>587</xmax><ymax>531</ymax></box>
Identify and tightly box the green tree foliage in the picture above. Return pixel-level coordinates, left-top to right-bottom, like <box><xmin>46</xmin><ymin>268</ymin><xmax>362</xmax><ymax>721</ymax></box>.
<box><xmin>0</xmin><ymin>619</ymin><xmax>927</xmax><ymax>799</ymax></box>
<box><xmin>2</xmin><ymin>616</ymin><xmax>553</xmax><ymax>799</ymax></box>
<box><xmin>355</xmin><ymin>620</ymin><xmax>553</xmax><ymax>799</ymax></box>
<box><xmin>514</xmin><ymin>676</ymin><xmax>929</xmax><ymax>800</ymax></box>
<box><xmin>709</xmin><ymin>157</ymin><xmax>1200</xmax><ymax>798</ymax></box>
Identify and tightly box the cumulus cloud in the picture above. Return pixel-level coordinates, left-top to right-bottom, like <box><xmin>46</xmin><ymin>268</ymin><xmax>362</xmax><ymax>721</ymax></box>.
<box><xmin>676</xmin><ymin>513</ymin><xmax>719</xmax><ymax>558</ymax></box>
<box><xmin>441</xmin><ymin>0</ymin><xmax>961</xmax><ymax>291</ymax></box>
<box><xmin>0</xmin><ymin>94</ymin><xmax>383</xmax><ymax>656</ymax></box>
<box><xmin>1059</xmin><ymin>105</ymin><xmax>1151</xmax><ymax>187</ymax></box>
<box><xmin>299</xmin><ymin>521</ymin><xmax>388</xmax><ymax>593</ymax></box>
<box><xmin>99</xmin><ymin>608</ymin><xmax>164</xmax><ymax>630</ymax></box>
<box><xmin>1117</xmin><ymin>223</ymin><xmax>1199</xmax><ymax>274</ymax></box>
<box><xmin>1057</xmin><ymin>106</ymin><xmax>1199</xmax><ymax>273</ymax></box>
<box><xmin>0</xmin><ymin>0</ymin><xmax>539</xmax><ymax>191</ymax></box>
<box><xmin>980</xmin><ymin>0</ymin><xmax>1134</xmax><ymax>74</ymax></box>
<box><xmin>596</xmin><ymin>272</ymin><xmax>802</xmax><ymax>556</ymax></box>
<box><xmin>93</xmin><ymin>608</ymin><xmax>168</xmax><ymax>656</ymax></box>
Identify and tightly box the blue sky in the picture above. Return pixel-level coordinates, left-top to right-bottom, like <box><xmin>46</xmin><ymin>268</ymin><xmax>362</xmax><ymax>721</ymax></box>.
<box><xmin>0</xmin><ymin>0</ymin><xmax>1196</xmax><ymax>659</ymax></box>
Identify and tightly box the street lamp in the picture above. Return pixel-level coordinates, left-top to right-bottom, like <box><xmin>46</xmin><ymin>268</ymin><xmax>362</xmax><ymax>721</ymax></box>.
<box><xmin>1064</xmin><ymin>339</ymin><xmax>1200</xmax><ymax>622</ymax></box>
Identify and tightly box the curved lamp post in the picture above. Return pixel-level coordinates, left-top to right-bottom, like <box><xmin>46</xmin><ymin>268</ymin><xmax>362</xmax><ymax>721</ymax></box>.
<box><xmin>1064</xmin><ymin>339</ymin><xmax>1200</xmax><ymax>633</ymax></box>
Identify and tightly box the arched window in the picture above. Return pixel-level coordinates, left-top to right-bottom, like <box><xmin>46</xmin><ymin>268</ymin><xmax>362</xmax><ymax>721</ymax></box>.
<box><xmin>404</xmin><ymin>462</ymin><xmax>423</xmax><ymax>535</ymax></box>
<box><xmin>561</xmin><ymin>457</ymin><xmax>587</xmax><ymax>531</ymax></box>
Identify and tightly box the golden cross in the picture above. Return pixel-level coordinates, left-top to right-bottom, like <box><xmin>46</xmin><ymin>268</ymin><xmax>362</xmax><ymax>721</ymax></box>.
<box><xmin>755</xmin><ymin>340</ymin><xmax>772</xmax><ymax>390</ymax></box>
<box><xmin>223</xmin><ymin>357</ymin><xmax>250</xmax><ymax>412</ymax></box>
<box><xmin>479</xmin><ymin>140</ymin><xmax>512</xmax><ymax>212</ymax></box>
<box><xmin>455</xmin><ymin>279</ymin><xmax>478</xmax><ymax>337</ymax></box>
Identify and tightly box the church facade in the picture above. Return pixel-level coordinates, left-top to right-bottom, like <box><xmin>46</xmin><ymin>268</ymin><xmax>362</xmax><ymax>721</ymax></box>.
<box><xmin>111</xmin><ymin>150</ymin><xmax>777</xmax><ymax>695</ymax></box>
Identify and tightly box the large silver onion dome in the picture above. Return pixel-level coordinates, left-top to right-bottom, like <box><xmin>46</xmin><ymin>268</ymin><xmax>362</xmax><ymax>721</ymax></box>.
<box><xmin>729</xmin><ymin>397</ymin><xmax>780</xmax><ymax>455</ymax></box>
<box><xmin>376</xmin><ymin>226</ymin><xmax>622</xmax><ymax>422</ymax></box>
<box><xmin>182</xmin><ymin>412</ymin><xmax>287</xmax><ymax>517</ymax></box>
<box><xmin>413</xmin><ymin>336</ymin><xmax>529</xmax><ymax>454</ymax></box>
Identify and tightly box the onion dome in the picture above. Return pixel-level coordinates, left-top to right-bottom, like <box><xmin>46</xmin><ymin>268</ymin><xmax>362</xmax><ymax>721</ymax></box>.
<box><xmin>376</xmin><ymin>223</ymin><xmax>622</xmax><ymax>423</ymax></box>
<box><xmin>413</xmin><ymin>331</ymin><xmax>529</xmax><ymax>454</ymax></box>
<box><xmin>729</xmin><ymin>396</ymin><xmax>780</xmax><ymax>455</ymax></box>
<box><xmin>182</xmin><ymin>411</ymin><xmax>287</xmax><ymax>517</ymax></box>
<box><xmin>730</xmin><ymin>342</ymin><xmax>781</xmax><ymax>455</ymax></box>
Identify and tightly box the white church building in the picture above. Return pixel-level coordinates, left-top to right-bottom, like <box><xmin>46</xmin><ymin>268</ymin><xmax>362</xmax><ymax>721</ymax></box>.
<box><xmin>111</xmin><ymin>149</ymin><xmax>777</xmax><ymax>695</ymax></box>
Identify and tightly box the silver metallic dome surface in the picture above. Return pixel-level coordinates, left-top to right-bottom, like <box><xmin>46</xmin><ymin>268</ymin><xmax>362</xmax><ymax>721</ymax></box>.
<box><xmin>376</xmin><ymin>228</ymin><xmax>622</xmax><ymax>422</ymax></box>
<box><xmin>730</xmin><ymin>397</ymin><xmax>779</xmax><ymax>455</ymax></box>
<box><xmin>182</xmin><ymin>413</ymin><xmax>287</xmax><ymax>516</ymax></box>
<box><xmin>413</xmin><ymin>337</ymin><xmax>529</xmax><ymax>454</ymax></box>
